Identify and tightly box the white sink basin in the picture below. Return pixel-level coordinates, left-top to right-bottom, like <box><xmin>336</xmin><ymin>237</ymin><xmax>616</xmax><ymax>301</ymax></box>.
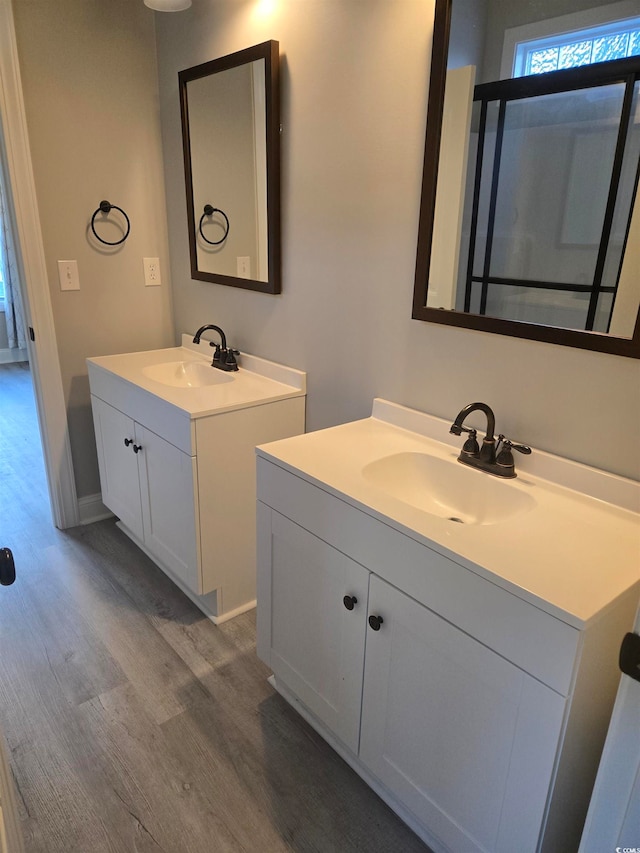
<box><xmin>87</xmin><ymin>340</ymin><xmax>306</xmax><ymax>420</ymax></box>
<box><xmin>362</xmin><ymin>451</ymin><xmax>536</xmax><ymax>525</ymax></box>
<box><xmin>257</xmin><ymin>399</ymin><xmax>639</xmax><ymax>625</ymax></box>
<box><xmin>141</xmin><ymin>361</ymin><xmax>235</xmax><ymax>388</ymax></box>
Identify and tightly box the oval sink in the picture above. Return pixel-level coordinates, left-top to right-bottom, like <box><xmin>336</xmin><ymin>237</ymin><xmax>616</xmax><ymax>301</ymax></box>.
<box><xmin>362</xmin><ymin>451</ymin><xmax>536</xmax><ymax>525</ymax></box>
<box><xmin>142</xmin><ymin>361</ymin><xmax>235</xmax><ymax>388</ymax></box>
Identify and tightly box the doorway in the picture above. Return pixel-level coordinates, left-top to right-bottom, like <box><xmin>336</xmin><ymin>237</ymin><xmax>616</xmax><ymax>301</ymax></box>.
<box><xmin>0</xmin><ymin>158</ymin><xmax>50</xmax><ymax>529</ymax></box>
<box><xmin>0</xmin><ymin>0</ymin><xmax>78</xmax><ymax>529</ymax></box>
<box><xmin>0</xmin><ymin>362</ymin><xmax>51</xmax><ymax>531</ymax></box>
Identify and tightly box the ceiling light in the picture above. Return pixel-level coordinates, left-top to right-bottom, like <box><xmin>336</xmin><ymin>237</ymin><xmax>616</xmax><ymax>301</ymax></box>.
<box><xmin>144</xmin><ymin>0</ymin><xmax>192</xmax><ymax>11</ymax></box>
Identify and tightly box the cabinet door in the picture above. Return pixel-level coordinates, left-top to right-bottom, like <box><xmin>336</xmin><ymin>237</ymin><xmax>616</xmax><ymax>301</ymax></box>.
<box><xmin>136</xmin><ymin>425</ymin><xmax>200</xmax><ymax>594</ymax></box>
<box><xmin>91</xmin><ymin>396</ymin><xmax>143</xmax><ymax>539</ymax></box>
<box><xmin>265</xmin><ymin>511</ymin><xmax>370</xmax><ymax>754</ymax></box>
<box><xmin>360</xmin><ymin>576</ymin><xmax>567</xmax><ymax>853</ymax></box>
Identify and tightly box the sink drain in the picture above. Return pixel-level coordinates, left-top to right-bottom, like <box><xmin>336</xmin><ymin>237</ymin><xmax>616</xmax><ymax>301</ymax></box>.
<box><xmin>448</xmin><ymin>516</ymin><xmax>464</xmax><ymax>524</ymax></box>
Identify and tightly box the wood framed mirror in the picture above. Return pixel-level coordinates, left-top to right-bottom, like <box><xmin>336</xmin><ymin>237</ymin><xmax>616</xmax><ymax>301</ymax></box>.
<box><xmin>412</xmin><ymin>0</ymin><xmax>640</xmax><ymax>358</ymax></box>
<box><xmin>179</xmin><ymin>40</ymin><xmax>281</xmax><ymax>294</ymax></box>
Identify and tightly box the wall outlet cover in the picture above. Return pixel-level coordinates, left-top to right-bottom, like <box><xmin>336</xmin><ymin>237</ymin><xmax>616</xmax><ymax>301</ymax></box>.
<box><xmin>143</xmin><ymin>257</ymin><xmax>161</xmax><ymax>286</ymax></box>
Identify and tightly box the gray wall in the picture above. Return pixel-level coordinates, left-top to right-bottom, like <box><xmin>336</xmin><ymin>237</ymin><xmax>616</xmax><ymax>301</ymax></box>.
<box><xmin>449</xmin><ymin>0</ymin><xmax>487</xmax><ymax>76</ymax></box>
<box><xmin>9</xmin><ymin>0</ymin><xmax>640</xmax><ymax>501</ymax></box>
<box><xmin>13</xmin><ymin>0</ymin><xmax>175</xmax><ymax>498</ymax></box>
<box><xmin>157</xmin><ymin>0</ymin><xmax>640</xmax><ymax>480</ymax></box>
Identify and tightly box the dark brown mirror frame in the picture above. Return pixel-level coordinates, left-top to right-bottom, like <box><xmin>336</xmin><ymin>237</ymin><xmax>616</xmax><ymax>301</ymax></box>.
<box><xmin>179</xmin><ymin>40</ymin><xmax>281</xmax><ymax>294</ymax></box>
<box><xmin>412</xmin><ymin>0</ymin><xmax>640</xmax><ymax>358</ymax></box>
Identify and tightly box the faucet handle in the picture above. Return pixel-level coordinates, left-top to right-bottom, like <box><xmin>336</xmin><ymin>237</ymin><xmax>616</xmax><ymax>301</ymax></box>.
<box><xmin>224</xmin><ymin>348</ymin><xmax>240</xmax><ymax>371</ymax></box>
<box><xmin>498</xmin><ymin>436</ymin><xmax>531</xmax><ymax>454</ymax></box>
<box><xmin>497</xmin><ymin>437</ymin><xmax>531</xmax><ymax>466</ymax></box>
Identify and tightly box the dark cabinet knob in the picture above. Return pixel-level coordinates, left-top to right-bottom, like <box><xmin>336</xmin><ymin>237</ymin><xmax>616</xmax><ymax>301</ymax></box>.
<box><xmin>132</xmin><ymin>444</ymin><xmax>142</xmax><ymax>454</ymax></box>
<box><xmin>343</xmin><ymin>595</ymin><xmax>358</xmax><ymax>611</ymax></box>
<box><xmin>620</xmin><ymin>633</ymin><xmax>640</xmax><ymax>683</ymax></box>
<box><xmin>124</xmin><ymin>438</ymin><xmax>133</xmax><ymax>447</ymax></box>
<box><xmin>0</xmin><ymin>547</ymin><xmax>16</xmax><ymax>586</ymax></box>
<box><xmin>368</xmin><ymin>614</ymin><xmax>384</xmax><ymax>631</ymax></box>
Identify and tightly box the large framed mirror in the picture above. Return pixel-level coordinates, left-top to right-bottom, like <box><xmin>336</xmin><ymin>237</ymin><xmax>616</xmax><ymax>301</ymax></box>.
<box><xmin>413</xmin><ymin>0</ymin><xmax>640</xmax><ymax>358</ymax></box>
<box><xmin>179</xmin><ymin>41</ymin><xmax>281</xmax><ymax>294</ymax></box>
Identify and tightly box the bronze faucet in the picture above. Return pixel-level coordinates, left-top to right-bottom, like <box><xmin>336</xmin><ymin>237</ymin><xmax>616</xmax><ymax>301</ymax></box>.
<box><xmin>450</xmin><ymin>402</ymin><xmax>530</xmax><ymax>478</ymax></box>
<box><xmin>192</xmin><ymin>324</ymin><xmax>239</xmax><ymax>371</ymax></box>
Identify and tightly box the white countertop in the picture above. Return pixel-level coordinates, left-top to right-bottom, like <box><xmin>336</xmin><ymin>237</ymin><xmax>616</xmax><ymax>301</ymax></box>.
<box><xmin>257</xmin><ymin>400</ymin><xmax>640</xmax><ymax>627</ymax></box>
<box><xmin>87</xmin><ymin>335</ymin><xmax>306</xmax><ymax>420</ymax></box>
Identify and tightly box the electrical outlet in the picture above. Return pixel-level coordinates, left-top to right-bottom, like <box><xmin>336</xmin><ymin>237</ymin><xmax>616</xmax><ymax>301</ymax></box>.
<box><xmin>143</xmin><ymin>257</ymin><xmax>161</xmax><ymax>286</ymax></box>
<box><xmin>237</xmin><ymin>256</ymin><xmax>251</xmax><ymax>279</ymax></box>
<box><xmin>58</xmin><ymin>260</ymin><xmax>80</xmax><ymax>291</ymax></box>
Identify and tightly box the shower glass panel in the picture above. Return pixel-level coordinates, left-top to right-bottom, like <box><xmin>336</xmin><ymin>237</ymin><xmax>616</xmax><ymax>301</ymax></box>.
<box><xmin>460</xmin><ymin>73</ymin><xmax>637</xmax><ymax>332</ymax></box>
<box><xmin>599</xmin><ymin>79</ymin><xmax>640</xmax><ymax>331</ymax></box>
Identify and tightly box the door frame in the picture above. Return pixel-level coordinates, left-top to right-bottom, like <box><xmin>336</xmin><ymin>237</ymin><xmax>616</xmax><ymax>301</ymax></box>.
<box><xmin>579</xmin><ymin>602</ymin><xmax>640</xmax><ymax>850</ymax></box>
<box><xmin>0</xmin><ymin>0</ymin><xmax>78</xmax><ymax>529</ymax></box>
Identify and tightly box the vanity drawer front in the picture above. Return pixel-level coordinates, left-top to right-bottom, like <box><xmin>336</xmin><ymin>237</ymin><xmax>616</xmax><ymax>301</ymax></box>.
<box><xmin>257</xmin><ymin>457</ymin><xmax>579</xmax><ymax>695</ymax></box>
<box><xmin>88</xmin><ymin>364</ymin><xmax>195</xmax><ymax>454</ymax></box>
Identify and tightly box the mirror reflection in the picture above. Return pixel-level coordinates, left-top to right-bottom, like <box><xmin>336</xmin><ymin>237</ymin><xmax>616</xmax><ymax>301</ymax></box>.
<box><xmin>414</xmin><ymin>0</ymin><xmax>640</xmax><ymax>357</ymax></box>
<box><xmin>179</xmin><ymin>41</ymin><xmax>280</xmax><ymax>294</ymax></box>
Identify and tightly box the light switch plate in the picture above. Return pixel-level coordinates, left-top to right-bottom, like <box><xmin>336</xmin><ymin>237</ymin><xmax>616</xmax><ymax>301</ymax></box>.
<box><xmin>237</xmin><ymin>256</ymin><xmax>251</xmax><ymax>279</ymax></box>
<box><xmin>58</xmin><ymin>260</ymin><xmax>80</xmax><ymax>291</ymax></box>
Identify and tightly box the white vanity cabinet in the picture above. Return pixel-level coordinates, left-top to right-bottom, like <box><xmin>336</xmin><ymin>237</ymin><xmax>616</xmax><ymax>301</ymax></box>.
<box><xmin>256</xmin><ymin>419</ymin><xmax>639</xmax><ymax>853</ymax></box>
<box><xmin>88</xmin><ymin>341</ymin><xmax>306</xmax><ymax>623</ymax></box>
<box><xmin>91</xmin><ymin>396</ymin><xmax>199</xmax><ymax>592</ymax></box>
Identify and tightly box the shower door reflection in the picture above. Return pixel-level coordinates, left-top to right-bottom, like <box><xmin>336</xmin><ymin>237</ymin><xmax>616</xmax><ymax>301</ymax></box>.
<box><xmin>449</xmin><ymin>73</ymin><xmax>640</xmax><ymax>334</ymax></box>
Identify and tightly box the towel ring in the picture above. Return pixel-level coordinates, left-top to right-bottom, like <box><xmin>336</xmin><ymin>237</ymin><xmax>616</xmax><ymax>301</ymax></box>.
<box><xmin>91</xmin><ymin>200</ymin><xmax>131</xmax><ymax>246</ymax></box>
<box><xmin>198</xmin><ymin>204</ymin><xmax>230</xmax><ymax>246</ymax></box>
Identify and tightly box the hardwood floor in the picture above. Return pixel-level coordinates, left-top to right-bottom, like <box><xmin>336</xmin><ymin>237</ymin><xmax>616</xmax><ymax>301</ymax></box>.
<box><xmin>0</xmin><ymin>363</ymin><xmax>431</xmax><ymax>852</ymax></box>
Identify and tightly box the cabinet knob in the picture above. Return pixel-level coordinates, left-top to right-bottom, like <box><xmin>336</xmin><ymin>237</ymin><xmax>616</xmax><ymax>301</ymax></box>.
<box><xmin>132</xmin><ymin>444</ymin><xmax>142</xmax><ymax>454</ymax></box>
<box><xmin>343</xmin><ymin>595</ymin><xmax>358</xmax><ymax>611</ymax></box>
<box><xmin>124</xmin><ymin>438</ymin><xmax>133</xmax><ymax>447</ymax></box>
<box><xmin>368</xmin><ymin>614</ymin><xmax>384</xmax><ymax>631</ymax></box>
<box><xmin>0</xmin><ymin>547</ymin><xmax>16</xmax><ymax>586</ymax></box>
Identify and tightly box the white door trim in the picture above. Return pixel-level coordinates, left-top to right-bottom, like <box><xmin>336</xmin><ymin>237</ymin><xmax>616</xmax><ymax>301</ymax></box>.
<box><xmin>0</xmin><ymin>0</ymin><xmax>78</xmax><ymax>529</ymax></box>
<box><xmin>579</xmin><ymin>603</ymin><xmax>640</xmax><ymax>851</ymax></box>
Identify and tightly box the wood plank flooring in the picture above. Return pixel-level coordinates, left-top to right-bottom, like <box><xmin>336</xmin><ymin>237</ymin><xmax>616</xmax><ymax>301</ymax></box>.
<box><xmin>0</xmin><ymin>363</ymin><xmax>431</xmax><ymax>852</ymax></box>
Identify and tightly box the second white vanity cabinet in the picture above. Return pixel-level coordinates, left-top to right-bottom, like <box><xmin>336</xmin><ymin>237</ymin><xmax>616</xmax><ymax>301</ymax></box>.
<box><xmin>258</xmin><ymin>487</ymin><xmax>566</xmax><ymax>852</ymax></box>
<box><xmin>256</xmin><ymin>401</ymin><xmax>640</xmax><ymax>853</ymax></box>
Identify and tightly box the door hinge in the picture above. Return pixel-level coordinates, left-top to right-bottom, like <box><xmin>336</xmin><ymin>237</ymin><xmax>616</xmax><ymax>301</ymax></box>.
<box><xmin>29</xmin><ymin>326</ymin><xmax>35</xmax><ymax>341</ymax></box>
<box><xmin>619</xmin><ymin>632</ymin><xmax>640</xmax><ymax>683</ymax></box>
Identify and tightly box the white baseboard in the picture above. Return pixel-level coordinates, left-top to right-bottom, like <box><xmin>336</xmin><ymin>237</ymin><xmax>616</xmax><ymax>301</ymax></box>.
<box><xmin>0</xmin><ymin>347</ymin><xmax>27</xmax><ymax>364</ymax></box>
<box><xmin>78</xmin><ymin>493</ymin><xmax>112</xmax><ymax>525</ymax></box>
